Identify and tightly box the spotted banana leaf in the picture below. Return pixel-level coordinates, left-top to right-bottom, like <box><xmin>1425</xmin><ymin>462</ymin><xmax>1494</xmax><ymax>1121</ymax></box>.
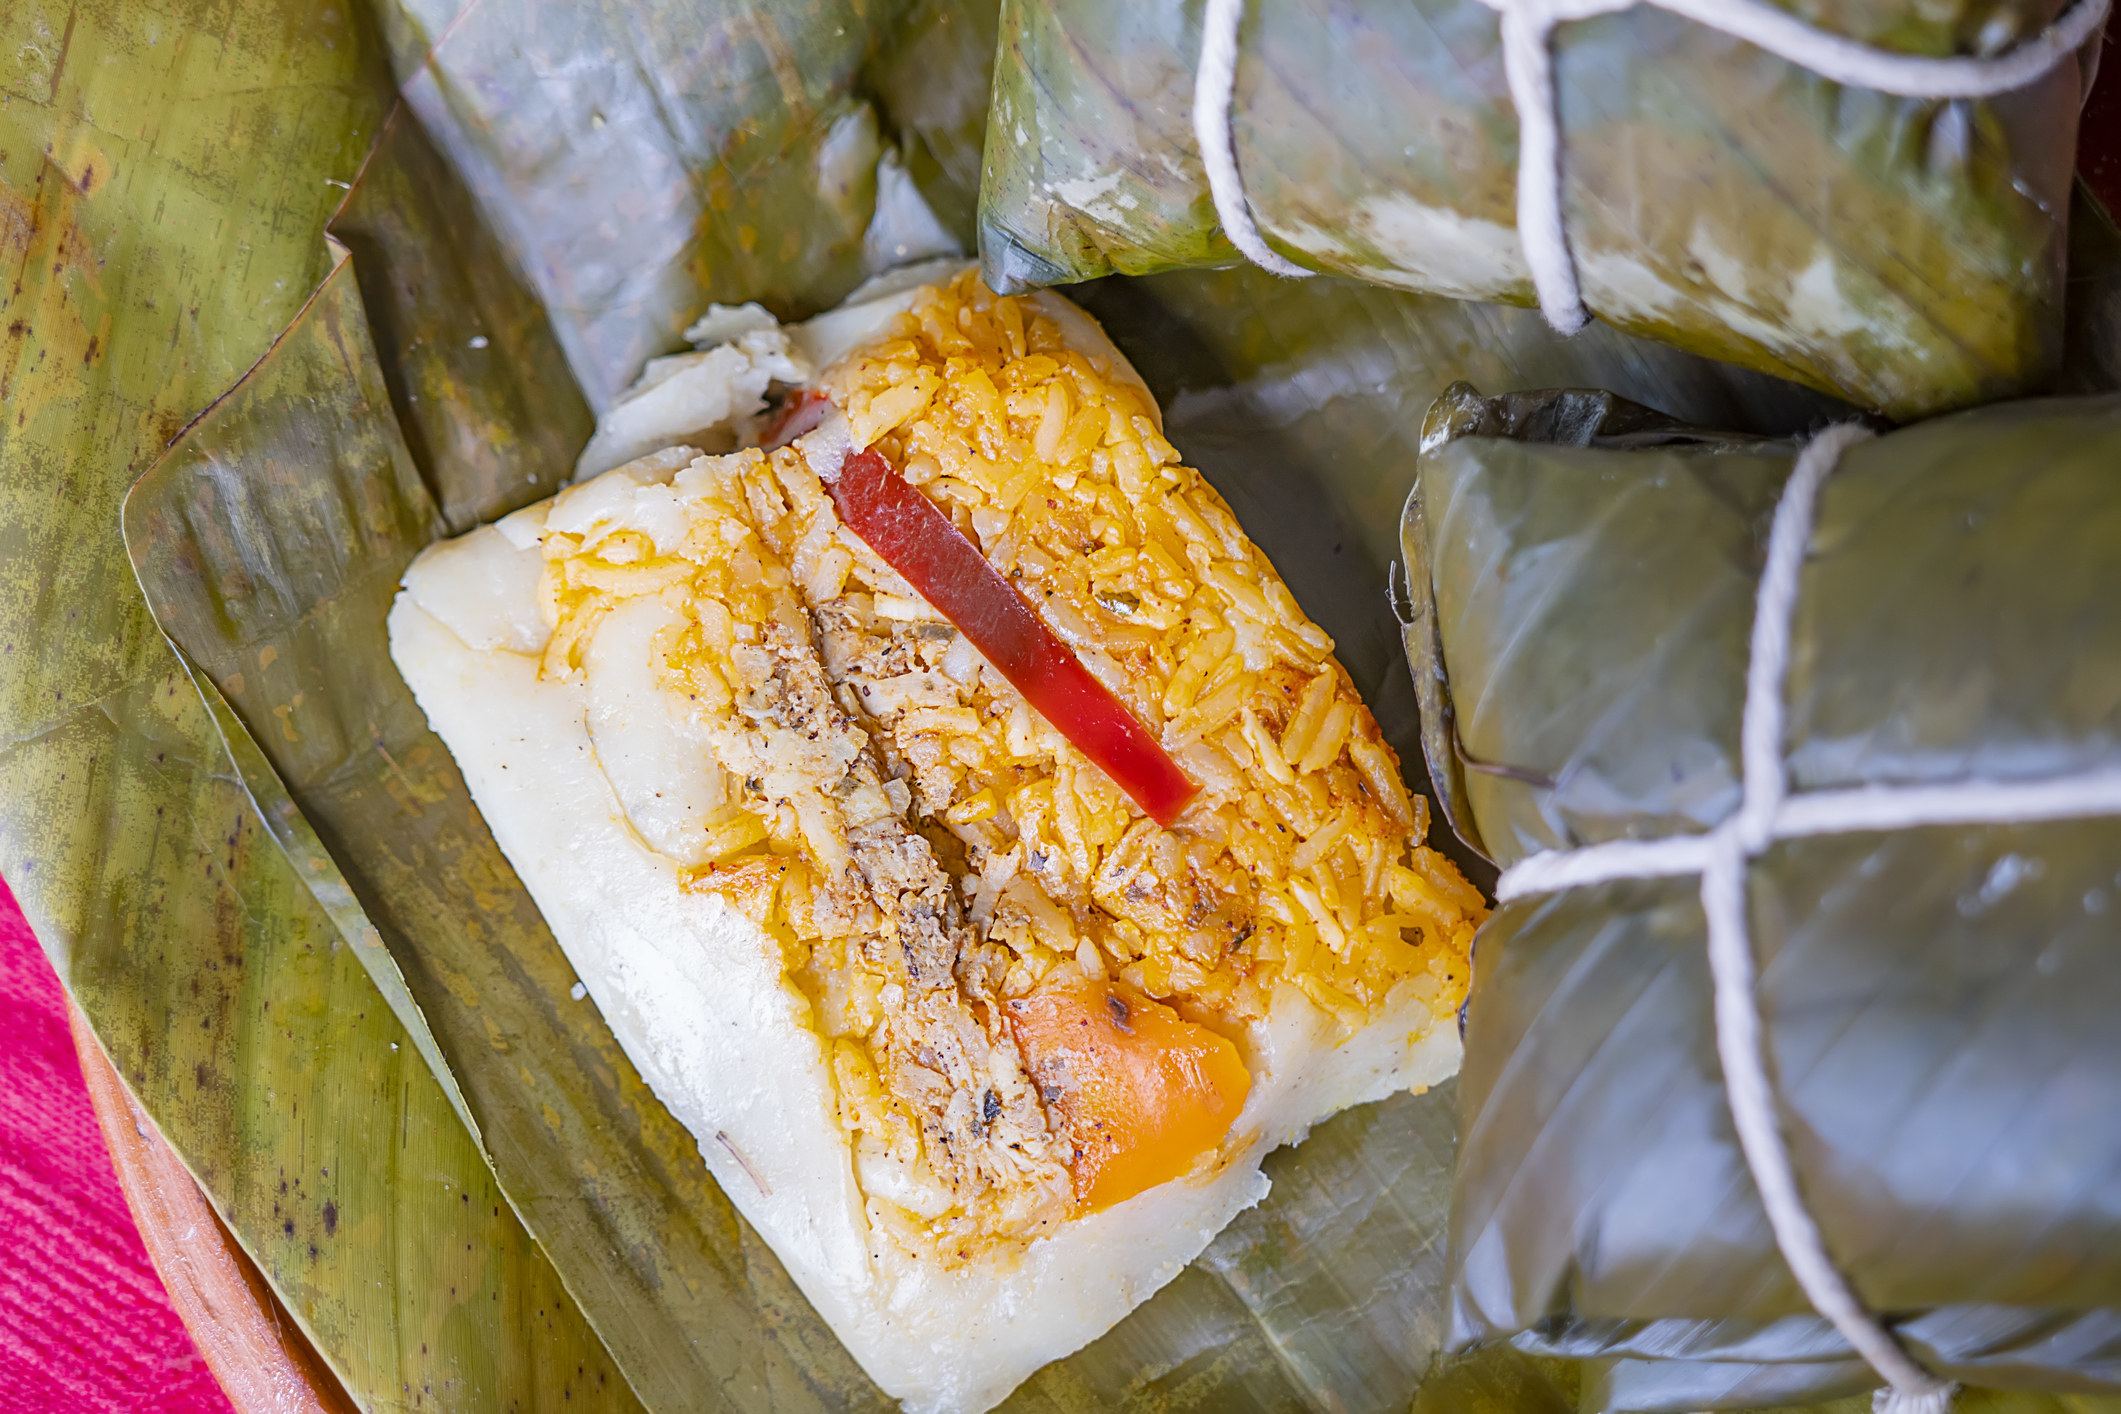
<box><xmin>10</xmin><ymin>0</ymin><xmax>2106</xmax><ymax>1410</ymax></box>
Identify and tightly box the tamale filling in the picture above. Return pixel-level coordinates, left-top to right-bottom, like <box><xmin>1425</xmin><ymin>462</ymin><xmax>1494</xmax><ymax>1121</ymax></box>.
<box><xmin>532</xmin><ymin>274</ymin><xmax>1483</xmax><ymax>1264</ymax></box>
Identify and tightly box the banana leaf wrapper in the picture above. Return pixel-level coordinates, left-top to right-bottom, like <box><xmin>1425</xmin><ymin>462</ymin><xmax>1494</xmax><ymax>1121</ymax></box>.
<box><xmin>105</xmin><ymin>16</ymin><xmax>1593</xmax><ymax>1409</ymax></box>
<box><xmin>369</xmin><ymin>0</ymin><xmax>998</xmax><ymax>409</ymax></box>
<box><xmin>9</xmin><ymin>0</ymin><xmax>2060</xmax><ymax>1407</ymax></box>
<box><xmin>1399</xmin><ymin>383</ymin><xmax>2121</xmax><ymax>1410</ymax></box>
<box><xmin>1073</xmin><ymin>266</ymin><xmax>1843</xmax><ymax>583</ymax></box>
<box><xmin>977</xmin><ymin>0</ymin><xmax>2095</xmax><ymax>420</ymax></box>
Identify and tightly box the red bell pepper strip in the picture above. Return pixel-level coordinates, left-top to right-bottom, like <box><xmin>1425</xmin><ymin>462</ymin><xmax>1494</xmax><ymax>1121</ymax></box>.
<box><xmin>763</xmin><ymin>389</ymin><xmax>830</xmax><ymax>449</ymax></box>
<box><xmin>829</xmin><ymin>448</ymin><xmax>1200</xmax><ymax>827</ymax></box>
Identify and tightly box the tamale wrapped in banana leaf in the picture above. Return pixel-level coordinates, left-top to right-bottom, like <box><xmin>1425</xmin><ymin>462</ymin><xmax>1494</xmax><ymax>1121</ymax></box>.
<box><xmin>978</xmin><ymin>0</ymin><xmax>2102</xmax><ymax>419</ymax></box>
<box><xmin>1399</xmin><ymin>384</ymin><xmax>2121</xmax><ymax>1411</ymax></box>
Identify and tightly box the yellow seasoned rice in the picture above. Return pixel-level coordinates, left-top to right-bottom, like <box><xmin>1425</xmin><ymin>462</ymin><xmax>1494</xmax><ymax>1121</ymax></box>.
<box><xmin>530</xmin><ymin>271</ymin><xmax>1484</xmax><ymax>1259</ymax></box>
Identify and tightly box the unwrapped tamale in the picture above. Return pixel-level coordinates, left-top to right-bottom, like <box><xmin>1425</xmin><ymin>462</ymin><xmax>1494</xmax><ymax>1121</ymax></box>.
<box><xmin>389</xmin><ymin>269</ymin><xmax>1486</xmax><ymax>1413</ymax></box>
<box><xmin>1399</xmin><ymin>386</ymin><xmax>2121</xmax><ymax>1410</ymax></box>
<box><xmin>978</xmin><ymin>0</ymin><xmax>2098</xmax><ymax>419</ymax></box>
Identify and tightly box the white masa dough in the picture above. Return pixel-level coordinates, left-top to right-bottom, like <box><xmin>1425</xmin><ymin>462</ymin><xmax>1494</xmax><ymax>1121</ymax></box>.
<box><xmin>388</xmin><ymin>276</ymin><xmax>1461</xmax><ymax>1414</ymax></box>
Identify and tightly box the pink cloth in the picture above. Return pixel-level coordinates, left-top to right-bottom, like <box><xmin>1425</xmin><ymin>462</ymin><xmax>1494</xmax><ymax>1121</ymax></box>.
<box><xmin>0</xmin><ymin>874</ymin><xmax>234</xmax><ymax>1414</ymax></box>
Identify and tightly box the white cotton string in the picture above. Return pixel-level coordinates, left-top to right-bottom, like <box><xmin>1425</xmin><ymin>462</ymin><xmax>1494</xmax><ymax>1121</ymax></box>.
<box><xmin>1702</xmin><ymin>828</ymin><xmax>1960</xmax><ymax>1414</ymax></box>
<box><xmin>1494</xmin><ymin>834</ymin><xmax>1711</xmax><ymax>901</ymax></box>
<box><xmin>1734</xmin><ymin>423</ymin><xmax>1874</xmax><ymax>847</ymax></box>
<box><xmin>1775</xmin><ymin>770</ymin><xmax>2121</xmax><ymax>837</ymax></box>
<box><xmin>1496</xmin><ymin>769</ymin><xmax>2121</xmax><ymax>901</ymax></box>
<box><xmin>1652</xmin><ymin>0</ymin><xmax>2110</xmax><ymax>99</ymax></box>
<box><xmin>1496</xmin><ymin>3</ymin><xmax>1598</xmax><ymax>332</ymax></box>
<box><xmin>1483</xmin><ymin>0</ymin><xmax>2109</xmax><ymax>333</ymax></box>
<box><xmin>1709</xmin><ymin>422</ymin><xmax>1953</xmax><ymax>1410</ymax></box>
<box><xmin>1491</xmin><ymin>426</ymin><xmax>1967</xmax><ymax>1411</ymax></box>
<box><xmin>1193</xmin><ymin>0</ymin><xmax>1312</xmax><ymax>279</ymax></box>
<box><xmin>1191</xmin><ymin>0</ymin><xmax>2111</xmax><ymax>334</ymax></box>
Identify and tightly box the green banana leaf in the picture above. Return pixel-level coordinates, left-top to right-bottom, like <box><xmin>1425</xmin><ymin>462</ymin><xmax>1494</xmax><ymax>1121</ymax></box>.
<box><xmin>867</xmin><ymin>0</ymin><xmax>1006</xmax><ymax>251</ymax></box>
<box><xmin>977</xmin><ymin>0</ymin><xmax>2091</xmax><ymax>420</ymax></box>
<box><xmin>0</xmin><ymin>0</ymin><xmax>636</xmax><ymax>1406</ymax></box>
<box><xmin>1401</xmin><ymin>385</ymin><xmax>2121</xmax><ymax>1409</ymax></box>
<box><xmin>1071</xmin><ymin>266</ymin><xmax>1844</xmax><ymax>588</ymax></box>
<box><xmin>21</xmin><ymin>0</ymin><xmax>2109</xmax><ymax>1410</ymax></box>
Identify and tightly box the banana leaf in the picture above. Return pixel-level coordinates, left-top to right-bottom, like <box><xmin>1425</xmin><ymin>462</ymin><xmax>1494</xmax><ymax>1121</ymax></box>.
<box><xmin>867</xmin><ymin>0</ymin><xmax>1006</xmax><ymax>252</ymax></box>
<box><xmin>119</xmin><ymin>120</ymin><xmax>1509</xmax><ymax>1411</ymax></box>
<box><xmin>1399</xmin><ymin>384</ymin><xmax>2121</xmax><ymax>1410</ymax></box>
<box><xmin>368</xmin><ymin>0</ymin><xmax>998</xmax><ymax>410</ymax></box>
<box><xmin>25</xmin><ymin>0</ymin><xmax>2102</xmax><ymax>1409</ymax></box>
<box><xmin>0</xmin><ymin>0</ymin><xmax>637</xmax><ymax>1406</ymax></box>
<box><xmin>976</xmin><ymin>0</ymin><xmax>2094</xmax><ymax>420</ymax></box>
<box><xmin>1072</xmin><ymin>266</ymin><xmax>1844</xmax><ymax>590</ymax></box>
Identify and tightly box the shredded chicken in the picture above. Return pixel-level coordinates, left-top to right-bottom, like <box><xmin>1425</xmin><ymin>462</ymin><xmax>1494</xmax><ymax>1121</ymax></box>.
<box><xmin>538</xmin><ymin>448</ymin><xmax>1071</xmax><ymax>1260</ymax></box>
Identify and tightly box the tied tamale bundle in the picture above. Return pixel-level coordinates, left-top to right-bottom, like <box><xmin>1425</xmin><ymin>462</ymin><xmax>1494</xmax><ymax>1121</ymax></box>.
<box><xmin>1398</xmin><ymin>385</ymin><xmax>2121</xmax><ymax>1411</ymax></box>
<box><xmin>977</xmin><ymin>0</ymin><xmax>2102</xmax><ymax>420</ymax></box>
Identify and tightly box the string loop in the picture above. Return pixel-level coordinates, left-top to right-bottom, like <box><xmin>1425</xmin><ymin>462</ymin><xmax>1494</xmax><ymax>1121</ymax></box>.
<box><xmin>1193</xmin><ymin>0</ymin><xmax>1312</xmax><ymax>278</ymax></box>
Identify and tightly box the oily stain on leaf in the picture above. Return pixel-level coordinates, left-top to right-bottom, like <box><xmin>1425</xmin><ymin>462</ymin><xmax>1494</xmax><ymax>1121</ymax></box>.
<box><xmin>0</xmin><ymin>0</ymin><xmax>640</xmax><ymax>1407</ymax></box>
<box><xmin>0</xmin><ymin>154</ymin><xmax>111</xmax><ymax>415</ymax></box>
